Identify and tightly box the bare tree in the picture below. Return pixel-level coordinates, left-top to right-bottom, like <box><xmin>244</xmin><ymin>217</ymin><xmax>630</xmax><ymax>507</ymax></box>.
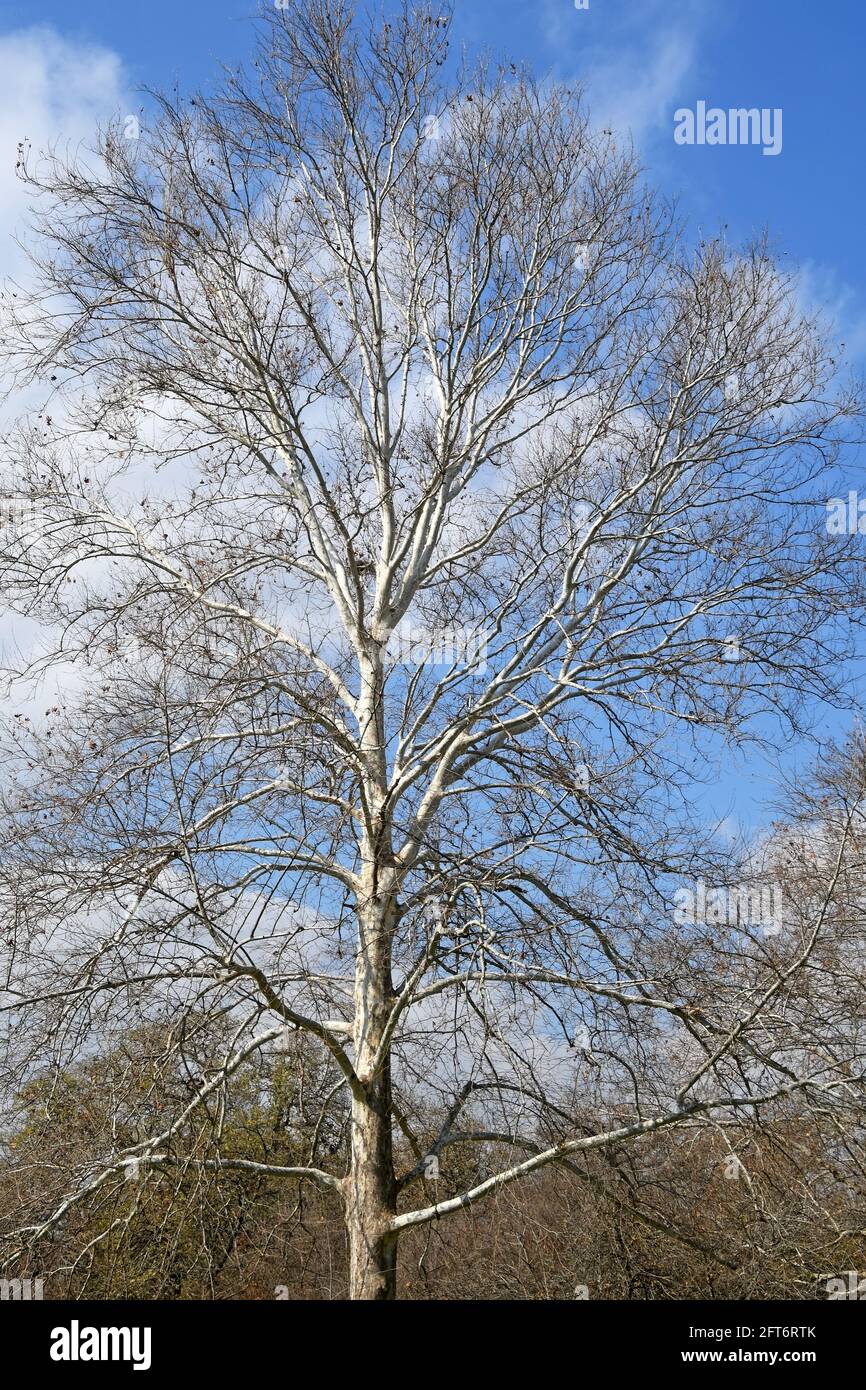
<box><xmin>0</xmin><ymin>1</ymin><xmax>863</xmax><ymax>1299</ymax></box>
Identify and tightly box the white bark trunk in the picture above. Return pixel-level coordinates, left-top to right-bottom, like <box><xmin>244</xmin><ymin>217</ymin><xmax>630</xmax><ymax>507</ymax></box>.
<box><xmin>346</xmin><ymin>1077</ymin><xmax>397</xmax><ymax>1299</ymax></box>
<box><xmin>346</xmin><ymin>899</ymin><xmax>398</xmax><ymax>1299</ymax></box>
<box><xmin>346</xmin><ymin>647</ymin><xmax>399</xmax><ymax>1299</ymax></box>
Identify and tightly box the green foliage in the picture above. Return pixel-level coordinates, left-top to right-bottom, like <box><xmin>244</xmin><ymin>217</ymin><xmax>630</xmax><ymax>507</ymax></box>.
<box><xmin>1</xmin><ymin>1020</ymin><xmax>346</xmax><ymax>1298</ymax></box>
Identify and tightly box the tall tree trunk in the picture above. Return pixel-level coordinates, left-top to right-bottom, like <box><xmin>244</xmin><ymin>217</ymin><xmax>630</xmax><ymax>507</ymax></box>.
<box><xmin>346</xmin><ymin>646</ymin><xmax>400</xmax><ymax>1298</ymax></box>
<box><xmin>347</xmin><ymin>882</ymin><xmax>399</xmax><ymax>1299</ymax></box>
<box><xmin>346</xmin><ymin>1061</ymin><xmax>398</xmax><ymax>1299</ymax></box>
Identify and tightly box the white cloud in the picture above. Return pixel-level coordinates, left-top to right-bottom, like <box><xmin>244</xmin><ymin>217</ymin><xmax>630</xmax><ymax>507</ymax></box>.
<box><xmin>582</xmin><ymin>29</ymin><xmax>697</xmax><ymax>148</ymax></box>
<box><xmin>0</xmin><ymin>26</ymin><xmax>127</xmax><ymax>280</ymax></box>
<box><xmin>537</xmin><ymin>0</ymin><xmax>711</xmax><ymax>150</ymax></box>
<box><xmin>795</xmin><ymin>260</ymin><xmax>866</xmax><ymax>365</ymax></box>
<box><xmin>0</xmin><ymin>28</ymin><xmax>128</xmax><ymax>685</ymax></box>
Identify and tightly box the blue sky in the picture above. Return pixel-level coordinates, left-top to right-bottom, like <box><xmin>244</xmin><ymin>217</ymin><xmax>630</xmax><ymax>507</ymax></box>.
<box><xmin>0</xmin><ymin>0</ymin><xmax>861</xmax><ymax>319</ymax></box>
<box><xmin>0</xmin><ymin>0</ymin><xmax>863</xmax><ymax>834</ymax></box>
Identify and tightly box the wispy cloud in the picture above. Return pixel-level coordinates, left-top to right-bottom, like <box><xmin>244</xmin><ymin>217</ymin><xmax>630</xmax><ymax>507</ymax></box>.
<box><xmin>795</xmin><ymin>260</ymin><xmax>866</xmax><ymax>365</ymax></box>
<box><xmin>0</xmin><ymin>27</ymin><xmax>127</xmax><ymax>279</ymax></box>
<box><xmin>0</xmin><ymin>28</ymin><xmax>127</xmax><ymax>685</ymax></box>
<box><xmin>538</xmin><ymin>0</ymin><xmax>715</xmax><ymax>149</ymax></box>
<box><xmin>581</xmin><ymin>28</ymin><xmax>696</xmax><ymax>147</ymax></box>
